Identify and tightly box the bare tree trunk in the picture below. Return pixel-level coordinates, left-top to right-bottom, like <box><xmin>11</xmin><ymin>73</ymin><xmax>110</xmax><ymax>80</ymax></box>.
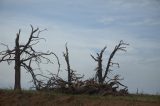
<box><xmin>14</xmin><ymin>63</ymin><xmax>21</xmax><ymax>90</ymax></box>
<box><xmin>63</xmin><ymin>44</ymin><xmax>71</xmax><ymax>87</ymax></box>
<box><xmin>14</xmin><ymin>33</ymin><xmax>21</xmax><ymax>90</ymax></box>
<box><xmin>98</xmin><ymin>58</ymin><xmax>103</xmax><ymax>84</ymax></box>
<box><xmin>91</xmin><ymin>46</ymin><xmax>106</xmax><ymax>84</ymax></box>
<box><xmin>67</xmin><ymin>57</ymin><xmax>71</xmax><ymax>86</ymax></box>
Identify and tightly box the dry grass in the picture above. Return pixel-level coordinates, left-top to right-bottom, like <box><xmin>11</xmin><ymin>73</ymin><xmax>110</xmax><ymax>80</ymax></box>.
<box><xmin>0</xmin><ymin>89</ymin><xmax>160</xmax><ymax>106</ymax></box>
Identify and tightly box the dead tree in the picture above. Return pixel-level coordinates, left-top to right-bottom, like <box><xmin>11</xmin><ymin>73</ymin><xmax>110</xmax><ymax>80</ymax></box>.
<box><xmin>63</xmin><ymin>43</ymin><xmax>84</xmax><ymax>89</ymax></box>
<box><xmin>91</xmin><ymin>40</ymin><xmax>129</xmax><ymax>84</ymax></box>
<box><xmin>63</xmin><ymin>43</ymin><xmax>72</xmax><ymax>87</ymax></box>
<box><xmin>103</xmin><ymin>40</ymin><xmax>129</xmax><ymax>83</ymax></box>
<box><xmin>0</xmin><ymin>25</ymin><xmax>55</xmax><ymax>91</ymax></box>
<box><xmin>91</xmin><ymin>46</ymin><xmax>106</xmax><ymax>84</ymax></box>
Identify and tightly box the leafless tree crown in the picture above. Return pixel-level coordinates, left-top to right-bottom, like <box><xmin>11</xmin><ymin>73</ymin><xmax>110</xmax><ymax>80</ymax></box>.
<box><xmin>91</xmin><ymin>40</ymin><xmax>129</xmax><ymax>84</ymax></box>
<box><xmin>0</xmin><ymin>25</ymin><xmax>57</xmax><ymax>90</ymax></box>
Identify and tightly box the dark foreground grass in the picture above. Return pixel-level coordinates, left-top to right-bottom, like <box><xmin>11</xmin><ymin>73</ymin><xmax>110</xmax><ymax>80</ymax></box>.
<box><xmin>0</xmin><ymin>89</ymin><xmax>160</xmax><ymax>106</ymax></box>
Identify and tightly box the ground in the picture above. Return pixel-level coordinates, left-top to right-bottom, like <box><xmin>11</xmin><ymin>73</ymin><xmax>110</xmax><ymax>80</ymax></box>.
<box><xmin>0</xmin><ymin>89</ymin><xmax>160</xmax><ymax>106</ymax></box>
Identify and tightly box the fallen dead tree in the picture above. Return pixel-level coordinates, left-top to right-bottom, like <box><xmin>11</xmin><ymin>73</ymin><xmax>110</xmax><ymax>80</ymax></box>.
<box><xmin>33</xmin><ymin>73</ymin><xmax>128</xmax><ymax>95</ymax></box>
<box><xmin>29</xmin><ymin>41</ymin><xmax>129</xmax><ymax>96</ymax></box>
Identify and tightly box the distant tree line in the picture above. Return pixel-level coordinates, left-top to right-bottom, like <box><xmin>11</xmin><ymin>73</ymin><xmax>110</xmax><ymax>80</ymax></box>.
<box><xmin>0</xmin><ymin>26</ymin><xmax>129</xmax><ymax>95</ymax></box>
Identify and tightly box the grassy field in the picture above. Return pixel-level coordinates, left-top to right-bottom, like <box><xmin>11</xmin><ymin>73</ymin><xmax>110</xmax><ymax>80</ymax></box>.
<box><xmin>0</xmin><ymin>89</ymin><xmax>160</xmax><ymax>106</ymax></box>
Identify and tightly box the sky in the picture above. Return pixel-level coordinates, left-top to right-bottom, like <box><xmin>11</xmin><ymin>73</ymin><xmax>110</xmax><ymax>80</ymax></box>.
<box><xmin>0</xmin><ymin>0</ymin><xmax>160</xmax><ymax>94</ymax></box>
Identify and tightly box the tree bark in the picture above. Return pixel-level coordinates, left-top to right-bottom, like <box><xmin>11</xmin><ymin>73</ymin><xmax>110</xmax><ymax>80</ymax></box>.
<box><xmin>14</xmin><ymin>63</ymin><xmax>21</xmax><ymax>90</ymax></box>
<box><xmin>63</xmin><ymin>44</ymin><xmax>71</xmax><ymax>87</ymax></box>
<box><xmin>14</xmin><ymin>34</ymin><xmax>21</xmax><ymax>90</ymax></box>
<box><xmin>98</xmin><ymin>58</ymin><xmax>103</xmax><ymax>84</ymax></box>
<box><xmin>91</xmin><ymin>46</ymin><xmax>106</xmax><ymax>84</ymax></box>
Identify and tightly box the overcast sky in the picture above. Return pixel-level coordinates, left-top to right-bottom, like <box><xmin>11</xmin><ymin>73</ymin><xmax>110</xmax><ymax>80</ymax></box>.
<box><xmin>0</xmin><ymin>0</ymin><xmax>160</xmax><ymax>94</ymax></box>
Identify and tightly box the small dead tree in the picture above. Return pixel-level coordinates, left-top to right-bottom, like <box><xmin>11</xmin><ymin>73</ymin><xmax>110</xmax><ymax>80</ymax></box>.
<box><xmin>0</xmin><ymin>25</ymin><xmax>55</xmax><ymax>91</ymax></box>
<box><xmin>91</xmin><ymin>40</ymin><xmax>129</xmax><ymax>84</ymax></box>
<box><xmin>63</xmin><ymin>43</ymin><xmax>84</xmax><ymax>89</ymax></box>
<box><xmin>103</xmin><ymin>40</ymin><xmax>129</xmax><ymax>83</ymax></box>
<box><xmin>63</xmin><ymin>43</ymin><xmax>72</xmax><ymax>87</ymax></box>
<box><xmin>91</xmin><ymin>46</ymin><xmax>106</xmax><ymax>84</ymax></box>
